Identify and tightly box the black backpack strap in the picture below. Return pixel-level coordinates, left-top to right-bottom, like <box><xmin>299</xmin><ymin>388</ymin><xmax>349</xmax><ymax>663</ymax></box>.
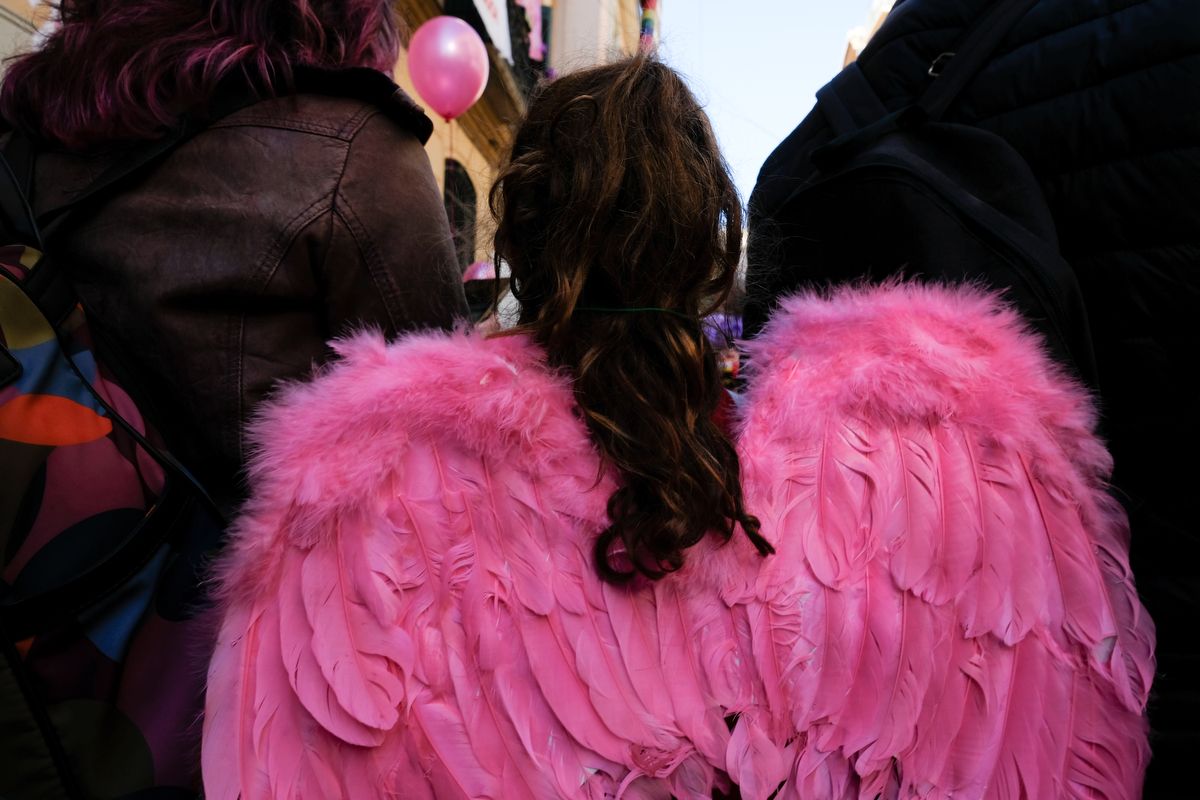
<box><xmin>1</xmin><ymin>131</ymin><xmax>199</xmax><ymax>330</ymax></box>
<box><xmin>0</xmin><ymin>132</ymin><xmax>41</xmax><ymax>248</ymax></box>
<box><xmin>914</xmin><ymin>0</ymin><xmax>1041</xmax><ymax>122</ymax></box>
<box><xmin>815</xmin><ymin>0</ymin><xmax>1041</xmax><ymax>164</ymax></box>
<box><xmin>0</xmin><ymin>79</ymin><xmax>263</xmax><ymax>318</ymax></box>
<box><xmin>35</xmin><ymin>130</ymin><xmax>198</xmax><ymax>234</ymax></box>
<box><xmin>38</xmin><ymin>104</ymin><xmax>257</xmax><ymax>234</ymax></box>
<box><xmin>2</xmin><ymin>77</ymin><xmax>263</xmax><ymax>239</ymax></box>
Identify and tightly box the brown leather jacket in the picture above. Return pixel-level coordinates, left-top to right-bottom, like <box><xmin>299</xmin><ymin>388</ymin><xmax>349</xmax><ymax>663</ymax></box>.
<box><xmin>6</xmin><ymin>71</ymin><xmax>468</xmax><ymax>508</ymax></box>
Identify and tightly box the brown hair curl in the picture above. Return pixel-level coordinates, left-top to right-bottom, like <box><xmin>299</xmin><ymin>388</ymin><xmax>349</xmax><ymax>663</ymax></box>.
<box><xmin>490</xmin><ymin>55</ymin><xmax>773</xmax><ymax>582</ymax></box>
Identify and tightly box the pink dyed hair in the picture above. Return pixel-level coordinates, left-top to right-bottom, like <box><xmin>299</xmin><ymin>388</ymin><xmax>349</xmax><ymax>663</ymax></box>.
<box><xmin>0</xmin><ymin>0</ymin><xmax>401</xmax><ymax>149</ymax></box>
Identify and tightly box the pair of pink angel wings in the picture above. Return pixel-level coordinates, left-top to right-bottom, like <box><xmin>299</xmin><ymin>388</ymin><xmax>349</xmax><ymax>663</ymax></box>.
<box><xmin>203</xmin><ymin>285</ymin><xmax>1154</xmax><ymax>799</ymax></box>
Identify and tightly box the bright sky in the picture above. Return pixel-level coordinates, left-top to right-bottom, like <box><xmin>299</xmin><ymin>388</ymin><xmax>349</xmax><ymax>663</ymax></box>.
<box><xmin>658</xmin><ymin>0</ymin><xmax>871</xmax><ymax>205</ymax></box>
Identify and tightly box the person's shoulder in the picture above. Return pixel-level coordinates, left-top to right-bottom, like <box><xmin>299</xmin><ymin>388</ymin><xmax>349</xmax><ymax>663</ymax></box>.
<box><xmin>212</xmin><ymin>67</ymin><xmax>433</xmax><ymax>144</ymax></box>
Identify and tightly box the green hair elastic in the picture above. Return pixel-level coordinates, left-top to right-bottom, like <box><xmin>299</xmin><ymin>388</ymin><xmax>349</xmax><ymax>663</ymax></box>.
<box><xmin>575</xmin><ymin>306</ymin><xmax>695</xmax><ymax>321</ymax></box>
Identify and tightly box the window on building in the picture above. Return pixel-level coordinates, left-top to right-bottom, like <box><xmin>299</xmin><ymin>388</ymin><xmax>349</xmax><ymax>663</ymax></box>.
<box><xmin>443</xmin><ymin>159</ymin><xmax>477</xmax><ymax>271</ymax></box>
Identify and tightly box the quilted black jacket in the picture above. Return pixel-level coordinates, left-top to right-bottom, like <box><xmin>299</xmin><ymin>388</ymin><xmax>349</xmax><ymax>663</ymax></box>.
<box><xmin>747</xmin><ymin>0</ymin><xmax>1200</xmax><ymax>793</ymax></box>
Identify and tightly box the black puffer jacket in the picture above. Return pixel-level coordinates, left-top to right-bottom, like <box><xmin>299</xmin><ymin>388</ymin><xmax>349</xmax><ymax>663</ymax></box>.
<box><xmin>747</xmin><ymin>0</ymin><xmax>1200</xmax><ymax>793</ymax></box>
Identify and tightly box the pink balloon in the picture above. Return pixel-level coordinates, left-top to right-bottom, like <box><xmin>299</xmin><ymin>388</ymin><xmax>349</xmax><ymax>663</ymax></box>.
<box><xmin>407</xmin><ymin>16</ymin><xmax>490</xmax><ymax>122</ymax></box>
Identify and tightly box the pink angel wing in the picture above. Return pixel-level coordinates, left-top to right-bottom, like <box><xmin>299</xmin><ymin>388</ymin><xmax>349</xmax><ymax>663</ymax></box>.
<box><xmin>735</xmin><ymin>285</ymin><xmax>1155</xmax><ymax>800</ymax></box>
<box><xmin>205</xmin><ymin>327</ymin><xmax>737</xmax><ymax>798</ymax></box>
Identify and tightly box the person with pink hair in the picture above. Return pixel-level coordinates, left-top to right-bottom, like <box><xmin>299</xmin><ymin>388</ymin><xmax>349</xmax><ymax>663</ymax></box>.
<box><xmin>0</xmin><ymin>0</ymin><xmax>468</xmax><ymax>513</ymax></box>
<box><xmin>204</xmin><ymin>55</ymin><xmax>1154</xmax><ymax>799</ymax></box>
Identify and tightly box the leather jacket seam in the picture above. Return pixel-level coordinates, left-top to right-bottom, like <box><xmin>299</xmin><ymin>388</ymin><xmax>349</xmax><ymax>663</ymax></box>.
<box><xmin>232</xmin><ymin>194</ymin><xmax>339</xmax><ymax>460</ymax></box>
<box><xmin>322</xmin><ymin>122</ymin><xmax>405</xmax><ymax>331</ymax></box>
<box><xmin>336</xmin><ymin>105</ymin><xmax>382</xmax><ymax>140</ymax></box>
<box><xmin>209</xmin><ymin>98</ymin><xmax>388</xmax><ymax>141</ymax></box>
<box><xmin>208</xmin><ymin>118</ymin><xmax>356</xmax><ymax>140</ymax></box>
<box><xmin>329</xmin><ymin>197</ymin><xmax>402</xmax><ymax>331</ymax></box>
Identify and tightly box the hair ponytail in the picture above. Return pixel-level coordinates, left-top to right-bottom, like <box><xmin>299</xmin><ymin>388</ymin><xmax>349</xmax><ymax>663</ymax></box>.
<box><xmin>491</xmin><ymin>55</ymin><xmax>773</xmax><ymax>581</ymax></box>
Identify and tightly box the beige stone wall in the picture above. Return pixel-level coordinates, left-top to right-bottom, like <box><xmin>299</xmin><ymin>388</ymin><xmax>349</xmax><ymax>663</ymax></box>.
<box><xmin>844</xmin><ymin>0</ymin><xmax>896</xmax><ymax>66</ymax></box>
<box><xmin>0</xmin><ymin>0</ymin><xmax>37</xmax><ymax>22</ymax></box>
<box><xmin>550</xmin><ymin>0</ymin><xmax>647</xmax><ymax>72</ymax></box>
<box><xmin>0</xmin><ymin>0</ymin><xmax>37</xmax><ymax>73</ymax></box>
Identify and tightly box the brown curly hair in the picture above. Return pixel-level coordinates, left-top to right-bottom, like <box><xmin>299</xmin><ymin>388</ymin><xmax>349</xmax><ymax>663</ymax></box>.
<box><xmin>490</xmin><ymin>54</ymin><xmax>773</xmax><ymax>582</ymax></box>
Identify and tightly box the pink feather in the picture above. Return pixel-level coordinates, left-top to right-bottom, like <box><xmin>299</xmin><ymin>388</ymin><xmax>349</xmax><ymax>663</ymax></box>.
<box><xmin>202</xmin><ymin>603</ymin><xmax>261</xmax><ymax>800</ymax></box>
<box><xmin>784</xmin><ymin>741</ymin><xmax>856</xmax><ymax>800</ymax></box>
<box><xmin>982</xmin><ymin>637</ymin><xmax>1074</xmax><ymax>800</ymax></box>
<box><xmin>252</xmin><ymin>598</ymin><xmax>352</xmax><ymax>799</ymax></box>
<box><xmin>724</xmin><ymin>714</ymin><xmax>788</xmax><ymax>800</ymax></box>
<box><xmin>516</xmin><ymin>610</ymin><xmax>631</xmax><ymax>763</ymax></box>
<box><xmin>477</xmin><ymin>462</ymin><xmax>559</xmax><ymax>615</ymax></box>
<box><xmin>275</xmin><ymin>550</ymin><xmax>385</xmax><ymax>747</ymax></box>
<box><xmin>746</xmin><ymin>591</ymin><xmax>812</xmax><ymax>741</ymax></box>
<box><xmin>1063</xmin><ymin>670</ymin><xmax>1149</xmax><ymax>799</ymax></box>
<box><xmin>959</xmin><ymin>438</ymin><xmax>1028</xmax><ymax>643</ymax></box>
<box><xmin>299</xmin><ymin>528</ymin><xmax>411</xmax><ymax>731</ymax></box>
<box><xmin>452</xmin><ymin>579</ymin><xmax>563</xmax><ymax>798</ymax></box>
<box><xmin>603</xmin><ymin>580</ymin><xmax>679</xmax><ymax>723</ymax></box>
<box><xmin>409</xmin><ymin>698</ymin><xmax>498</xmax><ymax>799</ymax></box>
<box><xmin>803</xmin><ymin>419</ymin><xmax>873</xmax><ymax>588</ymax></box>
<box><xmin>653</xmin><ymin>580</ymin><xmax>734</xmax><ymax>765</ymax></box>
<box><xmin>887</xmin><ymin>423</ymin><xmax>947</xmax><ymax>600</ymax></box>
<box><xmin>925</xmin><ymin>422</ymin><xmax>983</xmax><ymax>601</ymax></box>
<box><xmin>1087</xmin><ymin>497</ymin><xmax>1155</xmax><ymax>711</ymax></box>
<box><xmin>1019</xmin><ymin>455</ymin><xmax>1121</xmax><ymax>653</ymax></box>
<box><xmin>570</xmin><ymin>604</ymin><xmax>672</xmax><ymax>748</ymax></box>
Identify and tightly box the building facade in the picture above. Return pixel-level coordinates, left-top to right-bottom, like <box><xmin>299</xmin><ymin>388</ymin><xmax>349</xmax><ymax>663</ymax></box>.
<box><xmin>0</xmin><ymin>0</ymin><xmax>39</xmax><ymax>66</ymax></box>
<box><xmin>844</xmin><ymin>0</ymin><xmax>896</xmax><ymax>66</ymax></box>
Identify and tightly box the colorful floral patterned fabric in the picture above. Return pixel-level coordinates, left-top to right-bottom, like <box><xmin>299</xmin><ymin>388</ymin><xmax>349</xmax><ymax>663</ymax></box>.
<box><xmin>1</xmin><ymin>244</ymin><xmax>219</xmax><ymax>799</ymax></box>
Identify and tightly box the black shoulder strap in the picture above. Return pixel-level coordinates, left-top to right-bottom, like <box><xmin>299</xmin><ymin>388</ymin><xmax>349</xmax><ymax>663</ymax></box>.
<box><xmin>1</xmin><ymin>129</ymin><xmax>196</xmax><ymax>254</ymax></box>
<box><xmin>914</xmin><ymin>0</ymin><xmax>1041</xmax><ymax>122</ymax></box>
<box><xmin>2</xmin><ymin>67</ymin><xmax>426</xmax><ymax>242</ymax></box>
<box><xmin>0</xmin><ymin>79</ymin><xmax>263</xmax><ymax>248</ymax></box>
<box><xmin>815</xmin><ymin>0</ymin><xmax>1040</xmax><ymax>157</ymax></box>
<box><xmin>36</xmin><ymin>131</ymin><xmax>199</xmax><ymax>232</ymax></box>
<box><xmin>0</xmin><ymin>132</ymin><xmax>41</xmax><ymax>247</ymax></box>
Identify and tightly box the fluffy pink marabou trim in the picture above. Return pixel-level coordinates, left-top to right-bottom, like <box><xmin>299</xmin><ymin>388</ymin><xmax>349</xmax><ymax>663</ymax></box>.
<box><xmin>742</xmin><ymin>282</ymin><xmax>1111</xmax><ymax>482</ymax></box>
<box><xmin>216</xmin><ymin>328</ymin><xmax>609</xmax><ymax>599</ymax></box>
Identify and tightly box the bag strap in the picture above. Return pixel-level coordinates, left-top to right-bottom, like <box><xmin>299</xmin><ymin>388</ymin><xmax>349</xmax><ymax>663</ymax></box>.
<box><xmin>815</xmin><ymin>0</ymin><xmax>1040</xmax><ymax>159</ymax></box>
<box><xmin>1</xmin><ymin>129</ymin><xmax>185</xmax><ymax>247</ymax></box>
<box><xmin>0</xmin><ymin>133</ymin><xmax>40</xmax><ymax>248</ymax></box>
<box><xmin>914</xmin><ymin>0</ymin><xmax>1042</xmax><ymax>122</ymax></box>
<box><xmin>2</xmin><ymin>81</ymin><xmax>261</xmax><ymax>238</ymax></box>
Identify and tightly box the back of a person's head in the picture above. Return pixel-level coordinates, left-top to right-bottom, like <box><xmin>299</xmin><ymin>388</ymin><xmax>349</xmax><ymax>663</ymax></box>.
<box><xmin>491</xmin><ymin>54</ymin><xmax>773</xmax><ymax>582</ymax></box>
<box><xmin>0</xmin><ymin>0</ymin><xmax>399</xmax><ymax>149</ymax></box>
